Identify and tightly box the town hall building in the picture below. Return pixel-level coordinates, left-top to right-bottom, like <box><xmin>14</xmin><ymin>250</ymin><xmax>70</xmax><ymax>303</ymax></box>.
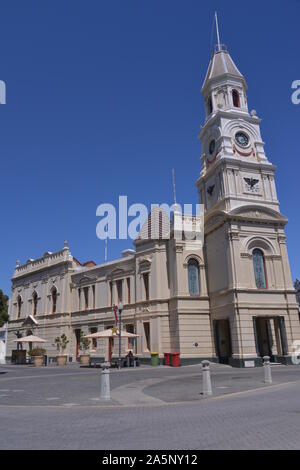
<box><xmin>6</xmin><ymin>40</ymin><xmax>300</xmax><ymax>367</ymax></box>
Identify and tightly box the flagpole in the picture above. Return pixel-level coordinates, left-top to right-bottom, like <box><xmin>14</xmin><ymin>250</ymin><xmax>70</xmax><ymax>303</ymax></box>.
<box><xmin>105</xmin><ymin>238</ymin><xmax>108</xmax><ymax>262</ymax></box>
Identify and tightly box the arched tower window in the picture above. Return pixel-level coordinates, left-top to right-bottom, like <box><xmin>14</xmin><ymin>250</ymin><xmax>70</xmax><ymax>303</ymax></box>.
<box><xmin>51</xmin><ymin>287</ymin><xmax>57</xmax><ymax>314</ymax></box>
<box><xmin>188</xmin><ymin>259</ymin><xmax>200</xmax><ymax>295</ymax></box>
<box><xmin>17</xmin><ymin>295</ymin><xmax>22</xmax><ymax>319</ymax></box>
<box><xmin>32</xmin><ymin>292</ymin><xmax>38</xmax><ymax>316</ymax></box>
<box><xmin>232</xmin><ymin>89</ymin><xmax>240</xmax><ymax>108</ymax></box>
<box><xmin>207</xmin><ymin>96</ymin><xmax>213</xmax><ymax>115</ymax></box>
<box><xmin>253</xmin><ymin>249</ymin><xmax>267</xmax><ymax>289</ymax></box>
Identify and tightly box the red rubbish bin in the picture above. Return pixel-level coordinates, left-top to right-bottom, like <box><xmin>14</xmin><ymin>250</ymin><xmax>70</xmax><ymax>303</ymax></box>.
<box><xmin>170</xmin><ymin>352</ymin><xmax>181</xmax><ymax>367</ymax></box>
<box><xmin>164</xmin><ymin>353</ymin><xmax>170</xmax><ymax>366</ymax></box>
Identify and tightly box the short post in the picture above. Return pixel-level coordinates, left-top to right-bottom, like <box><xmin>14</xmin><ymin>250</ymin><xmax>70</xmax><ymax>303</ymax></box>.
<box><xmin>201</xmin><ymin>360</ymin><xmax>212</xmax><ymax>396</ymax></box>
<box><xmin>100</xmin><ymin>364</ymin><xmax>111</xmax><ymax>400</ymax></box>
<box><xmin>263</xmin><ymin>356</ymin><xmax>272</xmax><ymax>384</ymax></box>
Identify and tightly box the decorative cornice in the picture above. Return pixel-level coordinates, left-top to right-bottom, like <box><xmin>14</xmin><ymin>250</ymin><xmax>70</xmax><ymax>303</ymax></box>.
<box><xmin>12</xmin><ymin>249</ymin><xmax>73</xmax><ymax>280</ymax></box>
<box><xmin>73</xmin><ymin>275</ymin><xmax>98</xmax><ymax>286</ymax></box>
<box><xmin>228</xmin><ymin>230</ymin><xmax>239</xmax><ymax>241</ymax></box>
<box><xmin>137</xmin><ymin>257</ymin><xmax>152</xmax><ymax>274</ymax></box>
<box><xmin>278</xmin><ymin>235</ymin><xmax>287</xmax><ymax>245</ymax></box>
<box><xmin>264</xmin><ymin>254</ymin><xmax>282</xmax><ymax>260</ymax></box>
<box><xmin>241</xmin><ymin>253</ymin><xmax>252</xmax><ymax>259</ymax></box>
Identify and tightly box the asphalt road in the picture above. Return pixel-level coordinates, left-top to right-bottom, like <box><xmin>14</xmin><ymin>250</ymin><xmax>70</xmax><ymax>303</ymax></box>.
<box><xmin>1</xmin><ymin>363</ymin><xmax>300</xmax><ymax>449</ymax></box>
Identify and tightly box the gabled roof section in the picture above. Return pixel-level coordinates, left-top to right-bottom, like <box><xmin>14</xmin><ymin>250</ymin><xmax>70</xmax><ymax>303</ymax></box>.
<box><xmin>22</xmin><ymin>315</ymin><xmax>39</xmax><ymax>327</ymax></box>
<box><xmin>202</xmin><ymin>47</ymin><xmax>245</xmax><ymax>91</ymax></box>
<box><xmin>73</xmin><ymin>257</ymin><xmax>96</xmax><ymax>267</ymax></box>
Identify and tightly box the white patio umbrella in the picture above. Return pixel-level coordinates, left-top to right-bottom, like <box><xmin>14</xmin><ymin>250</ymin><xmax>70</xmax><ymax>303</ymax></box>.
<box><xmin>84</xmin><ymin>328</ymin><xmax>138</xmax><ymax>363</ymax></box>
<box><xmin>84</xmin><ymin>328</ymin><xmax>138</xmax><ymax>339</ymax></box>
<box><xmin>13</xmin><ymin>335</ymin><xmax>47</xmax><ymax>344</ymax></box>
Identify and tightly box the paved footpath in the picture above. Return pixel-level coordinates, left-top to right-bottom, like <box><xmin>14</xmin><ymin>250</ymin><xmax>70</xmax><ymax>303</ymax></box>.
<box><xmin>1</xmin><ymin>363</ymin><xmax>300</xmax><ymax>449</ymax></box>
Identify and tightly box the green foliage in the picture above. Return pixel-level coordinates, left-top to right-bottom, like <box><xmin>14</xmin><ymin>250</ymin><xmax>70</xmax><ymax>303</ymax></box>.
<box><xmin>28</xmin><ymin>347</ymin><xmax>46</xmax><ymax>357</ymax></box>
<box><xmin>0</xmin><ymin>290</ymin><xmax>9</xmax><ymax>327</ymax></box>
<box><xmin>54</xmin><ymin>334</ymin><xmax>69</xmax><ymax>353</ymax></box>
<box><xmin>79</xmin><ymin>331</ymin><xmax>91</xmax><ymax>352</ymax></box>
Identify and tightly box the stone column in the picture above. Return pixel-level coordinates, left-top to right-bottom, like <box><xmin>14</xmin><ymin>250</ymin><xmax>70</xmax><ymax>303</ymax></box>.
<box><xmin>88</xmin><ymin>286</ymin><xmax>93</xmax><ymax>310</ymax></box>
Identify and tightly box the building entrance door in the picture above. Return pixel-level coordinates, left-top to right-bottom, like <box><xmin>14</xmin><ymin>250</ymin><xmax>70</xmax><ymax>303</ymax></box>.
<box><xmin>75</xmin><ymin>329</ymin><xmax>81</xmax><ymax>359</ymax></box>
<box><xmin>213</xmin><ymin>319</ymin><xmax>232</xmax><ymax>364</ymax></box>
<box><xmin>255</xmin><ymin>318</ymin><xmax>273</xmax><ymax>360</ymax></box>
<box><xmin>254</xmin><ymin>317</ymin><xmax>288</xmax><ymax>362</ymax></box>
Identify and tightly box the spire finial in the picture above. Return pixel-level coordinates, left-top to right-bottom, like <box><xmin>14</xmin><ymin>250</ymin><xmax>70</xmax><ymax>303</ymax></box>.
<box><xmin>63</xmin><ymin>240</ymin><xmax>69</xmax><ymax>250</ymax></box>
<box><xmin>215</xmin><ymin>12</ymin><xmax>221</xmax><ymax>52</ymax></box>
<box><xmin>172</xmin><ymin>168</ymin><xmax>177</xmax><ymax>206</ymax></box>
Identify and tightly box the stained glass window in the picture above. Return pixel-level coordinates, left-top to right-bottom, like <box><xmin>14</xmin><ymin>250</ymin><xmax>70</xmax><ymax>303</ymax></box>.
<box><xmin>188</xmin><ymin>259</ymin><xmax>200</xmax><ymax>295</ymax></box>
<box><xmin>253</xmin><ymin>249</ymin><xmax>267</xmax><ymax>289</ymax></box>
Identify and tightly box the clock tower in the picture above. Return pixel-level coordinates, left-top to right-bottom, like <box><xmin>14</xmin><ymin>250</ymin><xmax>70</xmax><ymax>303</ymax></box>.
<box><xmin>196</xmin><ymin>40</ymin><xmax>300</xmax><ymax>367</ymax></box>
<box><xmin>198</xmin><ymin>42</ymin><xmax>278</xmax><ymax>215</ymax></box>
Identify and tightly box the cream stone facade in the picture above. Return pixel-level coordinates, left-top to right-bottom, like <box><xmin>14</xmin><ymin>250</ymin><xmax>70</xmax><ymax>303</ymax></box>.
<box><xmin>6</xmin><ymin>43</ymin><xmax>300</xmax><ymax>367</ymax></box>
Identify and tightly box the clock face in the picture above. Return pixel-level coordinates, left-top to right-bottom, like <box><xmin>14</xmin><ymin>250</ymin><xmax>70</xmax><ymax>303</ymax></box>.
<box><xmin>209</xmin><ymin>139</ymin><xmax>216</xmax><ymax>155</ymax></box>
<box><xmin>235</xmin><ymin>131</ymin><xmax>249</xmax><ymax>147</ymax></box>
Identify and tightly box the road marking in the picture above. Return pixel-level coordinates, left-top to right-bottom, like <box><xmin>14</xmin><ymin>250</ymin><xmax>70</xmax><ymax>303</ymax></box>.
<box><xmin>46</xmin><ymin>397</ymin><xmax>60</xmax><ymax>401</ymax></box>
<box><xmin>0</xmin><ymin>371</ymin><xmax>95</xmax><ymax>382</ymax></box>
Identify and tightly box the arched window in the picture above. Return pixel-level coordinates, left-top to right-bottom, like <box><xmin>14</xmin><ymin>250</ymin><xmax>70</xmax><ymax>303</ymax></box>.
<box><xmin>52</xmin><ymin>287</ymin><xmax>57</xmax><ymax>314</ymax></box>
<box><xmin>32</xmin><ymin>292</ymin><xmax>38</xmax><ymax>316</ymax></box>
<box><xmin>188</xmin><ymin>259</ymin><xmax>200</xmax><ymax>295</ymax></box>
<box><xmin>17</xmin><ymin>295</ymin><xmax>22</xmax><ymax>318</ymax></box>
<box><xmin>232</xmin><ymin>89</ymin><xmax>240</xmax><ymax>108</ymax></box>
<box><xmin>207</xmin><ymin>96</ymin><xmax>213</xmax><ymax>115</ymax></box>
<box><xmin>253</xmin><ymin>249</ymin><xmax>267</xmax><ymax>289</ymax></box>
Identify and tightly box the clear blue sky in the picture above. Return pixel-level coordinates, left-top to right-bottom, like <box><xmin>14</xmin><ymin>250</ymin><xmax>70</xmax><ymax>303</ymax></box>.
<box><xmin>1</xmin><ymin>0</ymin><xmax>300</xmax><ymax>295</ymax></box>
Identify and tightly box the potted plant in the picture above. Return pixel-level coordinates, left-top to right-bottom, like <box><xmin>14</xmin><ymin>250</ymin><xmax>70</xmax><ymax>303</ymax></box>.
<box><xmin>54</xmin><ymin>334</ymin><xmax>69</xmax><ymax>366</ymax></box>
<box><xmin>28</xmin><ymin>347</ymin><xmax>46</xmax><ymax>367</ymax></box>
<box><xmin>79</xmin><ymin>331</ymin><xmax>91</xmax><ymax>365</ymax></box>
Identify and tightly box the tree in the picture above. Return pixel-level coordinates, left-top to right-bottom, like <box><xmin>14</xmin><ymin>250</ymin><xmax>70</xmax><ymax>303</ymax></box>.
<box><xmin>79</xmin><ymin>331</ymin><xmax>91</xmax><ymax>352</ymax></box>
<box><xmin>0</xmin><ymin>290</ymin><xmax>9</xmax><ymax>327</ymax></box>
<box><xmin>54</xmin><ymin>334</ymin><xmax>69</xmax><ymax>354</ymax></box>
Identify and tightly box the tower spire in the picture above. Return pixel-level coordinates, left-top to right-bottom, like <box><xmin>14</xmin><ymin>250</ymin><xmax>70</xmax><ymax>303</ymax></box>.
<box><xmin>172</xmin><ymin>168</ymin><xmax>177</xmax><ymax>206</ymax></box>
<box><xmin>215</xmin><ymin>12</ymin><xmax>221</xmax><ymax>51</ymax></box>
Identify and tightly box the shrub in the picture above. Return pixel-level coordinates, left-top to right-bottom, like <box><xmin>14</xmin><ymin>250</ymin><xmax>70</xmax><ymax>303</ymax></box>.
<box><xmin>28</xmin><ymin>348</ymin><xmax>46</xmax><ymax>357</ymax></box>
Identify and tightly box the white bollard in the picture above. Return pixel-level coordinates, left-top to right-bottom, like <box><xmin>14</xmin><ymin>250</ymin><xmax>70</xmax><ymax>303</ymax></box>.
<box><xmin>100</xmin><ymin>365</ymin><xmax>111</xmax><ymax>400</ymax></box>
<box><xmin>201</xmin><ymin>360</ymin><xmax>212</xmax><ymax>396</ymax></box>
<box><xmin>263</xmin><ymin>356</ymin><xmax>272</xmax><ymax>384</ymax></box>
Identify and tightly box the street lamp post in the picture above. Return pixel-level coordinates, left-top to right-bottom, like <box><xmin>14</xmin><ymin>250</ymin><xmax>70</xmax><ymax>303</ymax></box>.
<box><xmin>118</xmin><ymin>302</ymin><xmax>123</xmax><ymax>369</ymax></box>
